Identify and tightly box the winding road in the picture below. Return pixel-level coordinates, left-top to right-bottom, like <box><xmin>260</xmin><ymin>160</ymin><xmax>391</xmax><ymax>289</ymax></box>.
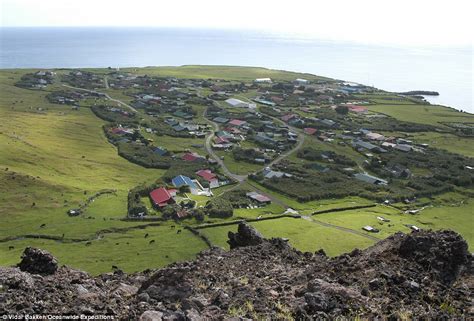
<box><xmin>62</xmin><ymin>84</ymin><xmax>137</xmax><ymax>113</ymax></box>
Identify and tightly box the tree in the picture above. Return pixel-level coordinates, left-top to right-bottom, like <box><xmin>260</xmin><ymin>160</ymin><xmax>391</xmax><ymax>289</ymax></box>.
<box><xmin>335</xmin><ymin>105</ymin><xmax>349</xmax><ymax>115</ymax></box>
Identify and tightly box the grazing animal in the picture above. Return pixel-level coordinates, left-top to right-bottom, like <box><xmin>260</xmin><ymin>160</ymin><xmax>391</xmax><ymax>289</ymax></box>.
<box><xmin>170</xmin><ymin>225</ymin><xmax>175</xmax><ymax>229</ymax></box>
<box><xmin>111</xmin><ymin>265</ymin><xmax>119</xmax><ymax>270</ymax></box>
<box><xmin>85</xmin><ymin>241</ymin><xmax>91</xmax><ymax>246</ymax></box>
<box><xmin>40</xmin><ymin>223</ymin><xmax>46</xmax><ymax>228</ymax></box>
<box><xmin>177</xmin><ymin>229</ymin><xmax>182</xmax><ymax>234</ymax></box>
<box><xmin>144</xmin><ymin>233</ymin><xmax>149</xmax><ymax>238</ymax></box>
<box><xmin>8</xmin><ymin>246</ymin><xmax>14</xmax><ymax>250</ymax></box>
<box><xmin>149</xmin><ymin>240</ymin><xmax>155</xmax><ymax>244</ymax></box>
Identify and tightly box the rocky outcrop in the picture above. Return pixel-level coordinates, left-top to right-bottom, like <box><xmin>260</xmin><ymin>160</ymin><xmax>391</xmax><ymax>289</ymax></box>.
<box><xmin>0</xmin><ymin>225</ymin><xmax>472</xmax><ymax>319</ymax></box>
<box><xmin>227</xmin><ymin>222</ymin><xmax>265</xmax><ymax>249</ymax></box>
<box><xmin>18</xmin><ymin>247</ymin><xmax>58</xmax><ymax>275</ymax></box>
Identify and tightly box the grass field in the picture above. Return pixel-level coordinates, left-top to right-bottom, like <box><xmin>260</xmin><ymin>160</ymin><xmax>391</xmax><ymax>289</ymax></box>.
<box><xmin>366</xmin><ymin>103</ymin><xmax>474</xmax><ymax>127</ymax></box>
<box><xmin>121</xmin><ymin>65</ymin><xmax>331</xmax><ymax>82</ymax></box>
<box><xmin>408</xmin><ymin>132</ymin><xmax>474</xmax><ymax>157</ymax></box>
<box><xmin>200</xmin><ymin>217</ymin><xmax>376</xmax><ymax>255</ymax></box>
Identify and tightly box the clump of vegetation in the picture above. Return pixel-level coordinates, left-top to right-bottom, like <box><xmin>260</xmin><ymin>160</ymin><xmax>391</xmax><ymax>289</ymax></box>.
<box><xmin>233</xmin><ymin>148</ymin><xmax>265</xmax><ymax>164</ymax></box>
<box><xmin>297</xmin><ymin>148</ymin><xmax>356</xmax><ymax>166</ymax></box>
<box><xmin>91</xmin><ymin>105</ymin><xmax>136</xmax><ymax>123</ymax></box>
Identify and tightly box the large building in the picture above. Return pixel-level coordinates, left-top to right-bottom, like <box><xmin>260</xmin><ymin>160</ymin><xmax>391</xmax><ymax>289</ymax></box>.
<box><xmin>225</xmin><ymin>98</ymin><xmax>256</xmax><ymax>109</ymax></box>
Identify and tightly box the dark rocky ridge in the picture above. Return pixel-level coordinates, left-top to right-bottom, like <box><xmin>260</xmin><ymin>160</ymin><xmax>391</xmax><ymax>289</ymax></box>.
<box><xmin>0</xmin><ymin>223</ymin><xmax>472</xmax><ymax>319</ymax></box>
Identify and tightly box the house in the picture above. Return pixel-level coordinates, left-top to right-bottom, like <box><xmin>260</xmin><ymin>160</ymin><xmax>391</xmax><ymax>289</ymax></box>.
<box><xmin>394</xmin><ymin>144</ymin><xmax>412</xmax><ymax>152</ymax></box>
<box><xmin>304</xmin><ymin>128</ymin><xmax>317</xmax><ymax>135</ymax></box>
<box><xmin>377</xmin><ymin>216</ymin><xmax>390</xmax><ymax>222</ymax></box>
<box><xmin>182</xmin><ymin>152</ymin><xmax>206</xmax><ymax>162</ymax></box>
<box><xmin>165</xmin><ymin>118</ymin><xmax>179</xmax><ymax>126</ymax></box>
<box><xmin>384</xmin><ymin>164</ymin><xmax>411</xmax><ymax>178</ymax></box>
<box><xmin>154</xmin><ymin>147</ymin><xmax>168</xmax><ymax>156</ymax></box>
<box><xmin>347</xmin><ymin>105</ymin><xmax>368</xmax><ymax>113</ymax></box>
<box><xmin>255</xmin><ymin>78</ymin><xmax>272</xmax><ymax>83</ymax></box>
<box><xmin>354</xmin><ymin>173</ymin><xmax>388</xmax><ymax>185</ymax></box>
<box><xmin>172</xmin><ymin>124</ymin><xmax>186</xmax><ymax>132</ymax></box>
<box><xmin>173</xmin><ymin>111</ymin><xmax>193</xmax><ymax>119</ymax></box>
<box><xmin>246</xmin><ymin>192</ymin><xmax>271</xmax><ymax>205</ymax></box>
<box><xmin>213</xmin><ymin>117</ymin><xmax>229</xmax><ymax>124</ymax></box>
<box><xmin>294</xmin><ymin>78</ymin><xmax>309</xmax><ymax>85</ymax></box>
<box><xmin>307</xmin><ymin>163</ymin><xmax>329</xmax><ymax>173</ymax></box>
<box><xmin>149</xmin><ymin>187</ymin><xmax>175</xmax><ymax>208</ymax></box>
<box><xmin>362</xmin><ymin>226</ymin><xmax>379</xmax><ymax>233</ymax></box>
<box><xmin>262</xmin><ymin>167</ymin><xmax>286</xmax><ymax>179</ymax></box>
<box><xmin>281</xmin><ymin>114</ymin><xmax>297</xmax><ymax>122</ymax></box>
<box><xmin>320</xmin><ymin>119</ymin><xmax>336</xmax><ymax>127</ymax></box>
<box><xmin>172</xmin><ymin>175</ymin><xmax>198</xmax><ymax>192</ymax></box>
<box><xmin>366</xmin><ymin>132</ymin><xmax>385</xmax><ymax>141</ymax></box>
<box><xmin>228</xmin><ymin>119</ymin><xmax>247</xmax><ymax>127</ymax></box>
<box><xmin>253</xmin><ymin>98</ymin><xmax>276</xmax><ymax>106</ymax></box>
<box><xmin>214</xmin><ymin>136</ymin><xmax>229</xmax><ymax>144</ymax></box>
<box><xmin>352</xmin><ymin>140</ymin><xmax>383</xmax><ymax>152</ymax></box>
<box><xmin>196</xmin><ymin>169</ymin><xmax>219</xmax><ymax>188</ymax></box>
<box><xmin>225</xmin><ymin>98</ymin><xmax>256</xmax><ymax>109</ymax></box>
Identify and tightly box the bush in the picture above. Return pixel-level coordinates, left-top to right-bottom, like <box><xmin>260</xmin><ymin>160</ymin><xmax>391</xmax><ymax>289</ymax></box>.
<box><xmin>205</xmin><ymin>198</ymin><xmax>233</xmax><ymax>218</ymax></box>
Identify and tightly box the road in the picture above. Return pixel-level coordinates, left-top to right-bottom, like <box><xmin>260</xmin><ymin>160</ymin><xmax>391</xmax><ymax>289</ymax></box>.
<box><xmin>62</xmin><ymin>84</ymin><xmax>137</xmax><ymax>113</ymax></box>
<box><xmin>301</xmin><ymin>215</ymin><xmax>381</xmax><ymax>241</ymax></box>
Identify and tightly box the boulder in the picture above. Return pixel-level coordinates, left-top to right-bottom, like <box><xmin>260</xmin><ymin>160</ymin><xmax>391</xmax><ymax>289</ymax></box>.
<box><xmin>227</xmin><ymin>222</ymin><xmax>264</xmax><ymax>249</ymax></box>
<box><xmin>18</xmin><ymin>247</ymin><xmax>58</xmax><ymax>275</ymax></box>
<box><xmin>139</xmin><ymin>310</ymin><xmax>164</xmax><ymax>321</ymax></box>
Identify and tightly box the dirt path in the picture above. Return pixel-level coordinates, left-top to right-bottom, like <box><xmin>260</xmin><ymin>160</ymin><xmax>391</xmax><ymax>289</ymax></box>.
<box><xmin>301</xmin><ymin>215</ymin><xmax>380</xmax><ymax>241</ymax></box>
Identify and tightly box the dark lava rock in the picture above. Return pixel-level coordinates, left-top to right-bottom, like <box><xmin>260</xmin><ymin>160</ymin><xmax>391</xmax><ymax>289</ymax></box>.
<box><xmin>18</xmin><ymin>247</ymin><xmax>58</xmax><ymax>275</ymax></box>
<box><xmin>227</xmin><ymin>222</ymin><xmax>264</xmax><ymax>249</ymax></box>
<box><xmin>1</xmin><ymin>230</ymin><xmax>472</xmax><ymax>319</ymax></box>
<box><xmin>398</xmin><ymin>229</ymin><xmax>470</xmax><ymax>283</ymax></box>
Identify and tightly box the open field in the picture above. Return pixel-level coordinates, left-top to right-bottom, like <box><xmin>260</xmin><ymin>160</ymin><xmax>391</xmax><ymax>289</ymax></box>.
<box><xmin>200</xmin><ymin>217</ymin><xmax>376</xmax><ymax>255</ymax></box>
<box><xmin>366</xmin><ymin>103</ymin><xmax>474</xmax><ymax>127</ymax></box>
<box><xmin>121</xmin><ymin>65</ymin><xmax>331</xmax><ymax>82</ymax></box>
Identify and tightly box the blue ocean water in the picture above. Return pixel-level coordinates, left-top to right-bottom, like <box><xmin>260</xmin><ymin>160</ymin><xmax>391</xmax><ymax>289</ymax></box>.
<box><xmin>0</xmin><ymin>27</ymin><xmax>472</xmax><ymax>112</ymax></box>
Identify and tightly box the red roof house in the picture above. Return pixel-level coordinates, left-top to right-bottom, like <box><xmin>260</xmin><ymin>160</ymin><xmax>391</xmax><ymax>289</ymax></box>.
<box><xmin>347</xmin><ymin>105</ymin><xmax>368</xmax><ymax>113</ymax></box>
<box><xmin>281</xmin><ymin>114</ymin><xmax>297</xmax><ymax>122</ymax></box>
<box><xmin>214</xmin><ymin>136</ymin><xmax>229</xmax><ymax>144</ymax></box>
<box><xmin>196</xmin><ymin>169</ymin><xmax>219</xmax><ymax>188</ymax></box>
<box><xmin>304</xmin><ymin>128</ymin><xmax>317</xmax><ymax>135</ymax></box>
<box><xmin>150</xmin><ymin>187</ymin><xmax>175</xmax><ymax>208</ymax></box>
<box><xmin>182</xmin><ymin>152</ymin><xmax>205</xmax><ymax>162</ymax></box>
<box><xmin>228</xmin><ymin>119</ymin><xmax>247</xmax><ymax>127</ymax></box>
<box><xmin>196</xmin><ymin>169</ymin><xmax>217</xmax><ymax>181</ymax></box>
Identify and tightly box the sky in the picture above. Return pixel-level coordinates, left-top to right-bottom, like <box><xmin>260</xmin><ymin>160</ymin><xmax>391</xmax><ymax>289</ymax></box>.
<box><xmin>1</xmin><ymin>0</ymin><xmax>473</xmax><ymax>46</ymax></box>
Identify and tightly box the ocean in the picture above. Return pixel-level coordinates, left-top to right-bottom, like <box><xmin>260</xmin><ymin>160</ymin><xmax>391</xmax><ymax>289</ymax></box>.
<box><xmin>0</xmin><ymin>27</ymin><xmax>472</xmax><ymax>112</ymax></box>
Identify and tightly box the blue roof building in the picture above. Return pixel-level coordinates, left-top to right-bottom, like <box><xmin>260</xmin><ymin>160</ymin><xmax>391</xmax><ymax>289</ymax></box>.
<box><xmin>172</xmin><ymin>175</ymin><xmax>197</xmax><ymax>189</ymax></box>
<box><xmin>154</xmin><ymin>147</ymin><xmax>168</xmax><ymax>156</ymax></box>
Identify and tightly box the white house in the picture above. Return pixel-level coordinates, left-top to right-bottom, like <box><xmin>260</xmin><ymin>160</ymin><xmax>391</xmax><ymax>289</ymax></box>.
<box><xmin>294</xmin><ymin>78</ymin><xmax>309</xmax><ymax>85</ymax></box>
<box><xmin>225</xmin><ymin>98</ymin><xmax>256</xmax><ymax>109</ymax></box>
<box><xmin>255</xmin><ymin>78</ymin><xmax>272</xmax><ymax>83</ymax></box>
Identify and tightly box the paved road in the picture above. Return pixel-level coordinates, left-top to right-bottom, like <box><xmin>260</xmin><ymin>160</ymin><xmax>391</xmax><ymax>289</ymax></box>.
<box><xmin>62</xmin><ymin>84</ymin><xmax>137</xmax><ymax>113</ymax></box>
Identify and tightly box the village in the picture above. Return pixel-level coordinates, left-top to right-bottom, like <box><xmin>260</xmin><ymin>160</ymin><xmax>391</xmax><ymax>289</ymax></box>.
<box><xmin>19</xmin><ymin>68</ymin><xmax>474</xmax><ymax>235</ymax></box>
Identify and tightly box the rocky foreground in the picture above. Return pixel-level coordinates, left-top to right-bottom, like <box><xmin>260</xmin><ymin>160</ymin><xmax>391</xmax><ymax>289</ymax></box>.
<box><xmin>1</xmin><ymin>224</ymin><xmax>473</xmax><ymax>320</ymax></box>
